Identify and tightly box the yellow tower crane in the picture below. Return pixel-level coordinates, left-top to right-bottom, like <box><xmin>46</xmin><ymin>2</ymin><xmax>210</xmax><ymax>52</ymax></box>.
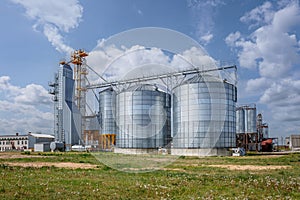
<box><xmin>71</xmin><ymin>49</ymin><xmax>88</xmax><ymax>113</ymax></box>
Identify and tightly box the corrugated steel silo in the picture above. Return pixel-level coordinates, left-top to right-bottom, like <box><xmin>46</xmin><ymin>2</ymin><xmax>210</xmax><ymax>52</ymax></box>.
<box><xmin>245</xmin><ymin>107</ymin><xmax>257</xmax><ymax>133</ymax></box>
<box><xmin>98</xmin><ymin>88</ymin><xmax>117</xmax><ymax>149</ymax></box>
<box><xmin>236</xmin><ymin>107</ymin><xmax>245</xmax><ymax>134</ymax></box>
<box><xmin>115</xmin><ymin>84</ymin><xmax>171</xmax><ymax>153</ymax></box>
<box><xmin>172</xmin><ymin>74</ymin><xmax>237</xmax><ymax>156</ymax></box>
<box><xmin>98</xmin><ymin>88</ymin><xmax>117</xmax><ymax>134</ymax></box>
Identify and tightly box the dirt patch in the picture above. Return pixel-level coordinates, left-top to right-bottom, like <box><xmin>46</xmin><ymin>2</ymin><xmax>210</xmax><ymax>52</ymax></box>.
<box><xmin>208</xmin><ymin>164</ymin><xmax>291</xmax><ymax>171</ymax></box>
<box><xmin>2</xmin><ymin>162</ymin><xmax>291</xmax><ymax>171</ymax></box>
<box><xmin>0</xmin><ymin>153</ymin><xmax>45</xmax><ymax>159</ymax></box>
<box><xmin>0</xmin><ymin>155</ymin><xmax>45</xmax><ymax>159</ymax></box>
<box><xmin>235</xmin><ymin>155</ymin><xmax>284</xmax><ymax>159</ymax></box>
<box><xmin>4</xmin><ymin>162</ymin><xmax>98</xmax><ymax>169</ymax></box>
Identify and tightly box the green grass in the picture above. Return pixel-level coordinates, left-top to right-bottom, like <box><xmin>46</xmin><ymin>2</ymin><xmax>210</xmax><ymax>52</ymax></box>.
<box><xmin>0</xmin><ymin>152</ymin><xmax>299</xmax><ymax>199</ymax></box>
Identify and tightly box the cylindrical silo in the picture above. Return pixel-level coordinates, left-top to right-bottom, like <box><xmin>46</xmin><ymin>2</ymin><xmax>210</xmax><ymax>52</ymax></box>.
<box><xmin>262</xmin><ymin>124</ymin><xmax>269</xmax><ymax>139</ymax></box>
<box><xmin>245</xmin><ymin>107</ymin><xmax>257</xmax><ymax>133</ymax></box>
<box><xmin>98</xmin><ymin>88</ymin><xmax>117</xmax><ymax>149</ymax></box>
<box><xmin>236</xmin><ymin>107</ymin><xmax>245</xmax><ymax>134</ymax></box>
<box><xmin>115</xmin><ymin>84</ymin><xmax>171</xmax><ymax>154</ymax></box>
<box><xmin>172</xmin><ymin>75</ymin><xmax>237</xmax><ymax>156</ymax></box>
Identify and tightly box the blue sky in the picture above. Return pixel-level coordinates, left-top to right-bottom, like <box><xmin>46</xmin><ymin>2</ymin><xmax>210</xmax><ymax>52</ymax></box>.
<box><xmin>0</xmin><ymin>0</ymin><xmax>299</xmax><ymax>139</ymax></box>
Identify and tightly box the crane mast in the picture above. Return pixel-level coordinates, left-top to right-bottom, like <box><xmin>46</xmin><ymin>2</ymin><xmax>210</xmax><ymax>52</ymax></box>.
<box><xmin>71</xmin><ymin>49</ymin><xmax>88</xmax><ymax>115</ymax></box>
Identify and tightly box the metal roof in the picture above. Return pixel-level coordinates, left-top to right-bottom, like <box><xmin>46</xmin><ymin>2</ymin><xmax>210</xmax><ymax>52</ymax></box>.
<box><xmin>28</xmin><ymin>133</ymin><xmax>55</xmax><ymax>138</ymax></box>
<box><xmin>0</xmin><ymin>135</ymin><xmax>27</xmax><ymax>138</ymax></box>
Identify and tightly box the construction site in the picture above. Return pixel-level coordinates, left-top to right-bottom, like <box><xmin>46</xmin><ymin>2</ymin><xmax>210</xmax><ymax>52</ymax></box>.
<box><xmin>48</xmin><ymin>49</ymin><xmax>296</xmax><ymax>156</ymax></box>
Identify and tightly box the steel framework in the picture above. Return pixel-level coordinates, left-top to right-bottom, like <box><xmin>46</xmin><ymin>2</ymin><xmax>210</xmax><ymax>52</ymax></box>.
<box><xmin>87</xmin><ymin>65</ymin><xmax>237</xmax><ymax>90</ymax></box>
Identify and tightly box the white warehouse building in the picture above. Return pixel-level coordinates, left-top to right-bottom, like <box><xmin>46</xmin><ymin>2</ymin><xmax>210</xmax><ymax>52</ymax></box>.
<box><xmin>0</xmin><ymin>132</ymin><xmax>54</xmax><ymax>152</ymax></box>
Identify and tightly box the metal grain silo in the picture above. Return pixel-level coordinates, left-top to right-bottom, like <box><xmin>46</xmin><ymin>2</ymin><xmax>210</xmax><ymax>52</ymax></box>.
<box><xmin>172</xmin><ymin>74</ymin><xmax>237</xmax><ymax>156</ymax></box>
<box><xmin>115</xmin><ymin>84</ymin><xmax>171</xmax><ymax>154</ymax></box>
<box><xmin>236</xmin><ymin>107</ymin><xmax>245</xmax><ymax>134</ymax></box>
<box><xmin>245</xmin><ymin>106</ymin><xmax>257</xmax><ymax>133</ymax></box>
<box><xmin>262</xmin><ymin>124</ymin><xmax>269</xmax><ymax>139</ymax></box>
<box><xmin>98</xmin><ymin>88</ymin><xmax>117</xmax><ymax>149</ymax></box>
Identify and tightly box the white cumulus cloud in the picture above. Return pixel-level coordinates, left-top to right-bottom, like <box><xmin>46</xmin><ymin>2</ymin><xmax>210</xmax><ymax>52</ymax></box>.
<box><xmin>188</xmin><ymin>0</ymin><xmax>224</xmax><ymax>45</ymax></box>
<box><xmin>10</xmin><ymin>0</ymin><xmax>83</xmax><ymax>54</ymax></box>
<box><xmin>245</xmin><ymin>77</ymin><xmax>272</xmax><ymax>95</ymax></box>
<box><xmin>43</xmin><ymin>24</ymin><xmax>74</xmax><ymax>54</ymax></box>
<box><xmin>226</xmin><ymin>1</ymin><xmax>300</xmax><ymax>137</ymax></box>
<box><xmin>14</xmin><ymin>84</ymin><xmax>51</xmax><ymax>105</ymax></box>
<box><xmin>0</xmin><ymin>76</ymin><xmax>53</xmax><ymax>134</ymax></box>
<box><xmin>240</xmin><ymin>1</ymin><xmax>274</xmax><ymax>28</ymax></box>
<box><xmin>200</xmin><ymin>33</ymin><xmax>214</xmax><ymax>45</ymax></box>
<box><xmin>225</xmin><ymin>31</ymin><xmax>241</xmax><ymax>47</ymax></box>
<box><xmin>87</xmin><ymin>42</ymin><xmax>218</xmax><ymax>85</ymax></box>
<box><xmin>227</xmin><ymin>1</ymin><xmax>300</xmax><ymax>76</ymax></box>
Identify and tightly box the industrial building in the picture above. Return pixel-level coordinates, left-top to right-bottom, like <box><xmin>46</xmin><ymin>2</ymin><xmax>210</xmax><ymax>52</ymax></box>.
<box><xmin>86</xmin><ymin>65</ymin><xmax>238</xmax><ymax>156</ymax></box>
<box><xmin>49</xmin><ymin>63</ymin><xmax>82</xmax><ymax>151</ymax></box>
<box><xmin>0</xmin><ymin>132</ymin><xmax>54</xmax><ymax>152</ymax></box>
<box><xmin>0</xmin><ymin>133</ymin><xmax>28</xmax><ymax>151</ymax></box>
<box><xmin>236</xmin><ymin>105</ymin><xmax>258</xmax><ymax>151</ymax></box>
<box><xmin>236</xmin><ymin>105</ymin><xmax>275</xmax><ymax>152</ymax></box>
<box><xmin>49</xmin><ymin>49</ymin><xmax>242</xmax><ymax>156</ymax></box>
<box><xmin>286</xmin><ymin>135</ymin><xmax>300</xmax><ymax>150</ymax></box>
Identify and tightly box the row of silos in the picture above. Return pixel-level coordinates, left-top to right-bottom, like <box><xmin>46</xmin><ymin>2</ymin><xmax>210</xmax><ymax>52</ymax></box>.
<box><xmin>98</xmin><ymin>74</ymin><xmax>237</xmax><ymax>156</ymax></box>
<box><xmin>236</xmin><ymin>105</ymin><xmax>257</xmax><ymax>134</ymax></box>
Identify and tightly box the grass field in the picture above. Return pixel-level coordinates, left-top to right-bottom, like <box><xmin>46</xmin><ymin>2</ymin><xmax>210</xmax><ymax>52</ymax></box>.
<box><xmin>0</xmin><ymin>152</ymin><xmax>299</xmax><ymax>199</ymax></box>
